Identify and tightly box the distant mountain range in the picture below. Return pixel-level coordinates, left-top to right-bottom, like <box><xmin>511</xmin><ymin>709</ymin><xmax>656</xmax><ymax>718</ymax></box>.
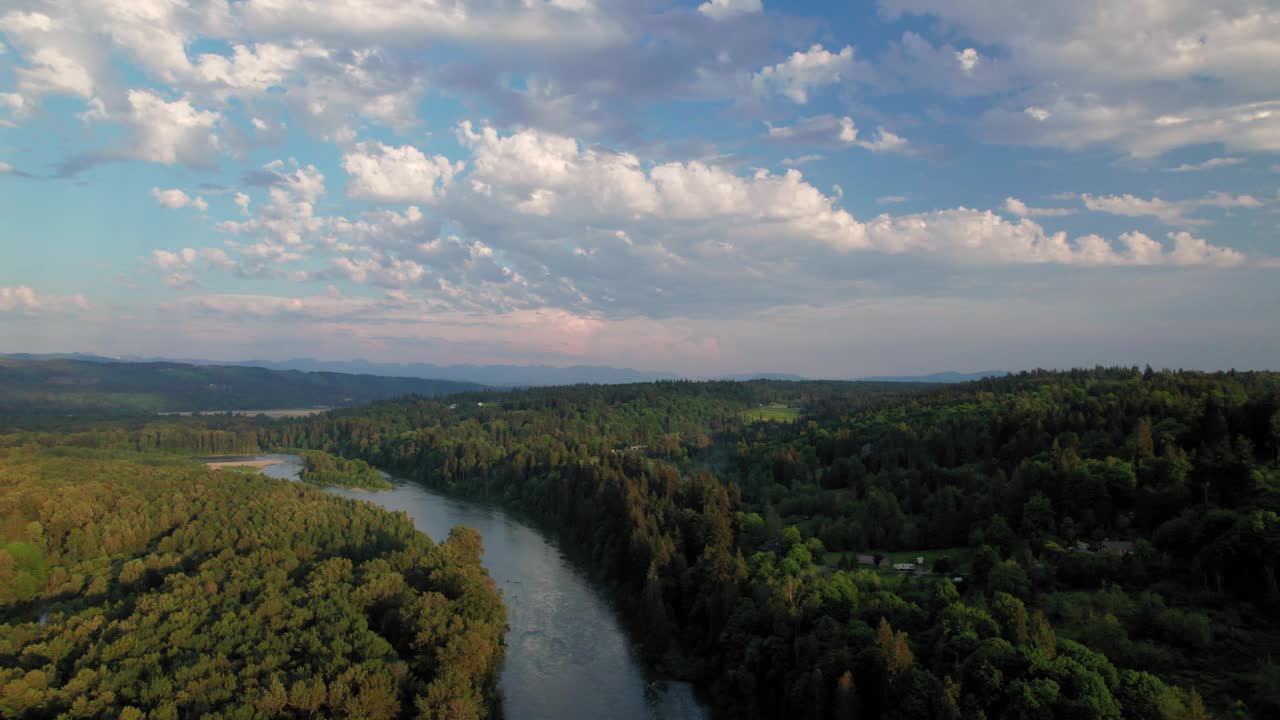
<box><xmin>1</xmin><ymin>353</ymin><xmax>1004</xmax><ymax>388</ymax></box>
<box><xmin>0</xmin><ymin>357</ymin><xmax>484</xmax><ymax>416</ymax></box>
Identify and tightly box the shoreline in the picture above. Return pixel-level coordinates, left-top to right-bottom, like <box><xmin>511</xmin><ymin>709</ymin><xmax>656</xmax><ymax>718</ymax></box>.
<box><xmin>205</xmin><ymin>459</ymin><xmax>283</xmax><ymax>470</ymax></box>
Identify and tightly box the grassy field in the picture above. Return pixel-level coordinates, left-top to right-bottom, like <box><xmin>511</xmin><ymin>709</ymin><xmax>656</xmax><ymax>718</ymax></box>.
<box><xmin>741</xmin><ymin>404</ymin><xmax>803</xmax><ymax>422</ymax></box>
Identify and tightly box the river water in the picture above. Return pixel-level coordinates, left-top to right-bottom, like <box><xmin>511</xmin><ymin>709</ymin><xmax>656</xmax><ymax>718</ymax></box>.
<box><xmin>241</xmin><ymin>454</ymin><xmax>707</xmax><ymax>720</ymax></box>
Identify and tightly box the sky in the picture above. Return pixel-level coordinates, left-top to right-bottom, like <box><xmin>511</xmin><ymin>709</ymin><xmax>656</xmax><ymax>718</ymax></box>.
<box><xmin>0</xmin><ymin>0</ymin><xmax>1277</xmax><ymax>378</ymax></box>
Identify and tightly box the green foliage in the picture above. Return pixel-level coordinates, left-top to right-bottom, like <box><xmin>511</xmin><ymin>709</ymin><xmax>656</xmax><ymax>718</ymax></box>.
<box><xmin>0</xmin><ymin>448</ymin><xmax>505</xmax><ymax>719</ymax></box>
<box><xmin>741</xmin><ymin>404</ymin><xmax>804</xmax><ymax>422</ymax></box>
<box><xmin>9</xmin><ymin>369</ymin><xmax>1279</xmax><ymax>717</ymax></box>
<box><xmin>295</xmin><ymin>449</ymin><xmax>393</xmax><ymax>490</ymax></box>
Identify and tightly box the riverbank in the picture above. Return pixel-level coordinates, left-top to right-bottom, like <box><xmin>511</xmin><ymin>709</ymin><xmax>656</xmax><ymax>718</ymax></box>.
<box><xmin>204</xmin><ymin>458</ymin><xmax>283</xmax><ymax>470</ymax></box>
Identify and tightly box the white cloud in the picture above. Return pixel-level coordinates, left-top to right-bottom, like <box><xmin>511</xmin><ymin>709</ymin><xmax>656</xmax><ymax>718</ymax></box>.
<box><xmin>150</xmin><ymin>246</ymin><xmax>242</xmax><ymax>287</ymax></box>
<box><xmin>956</xmin><ymin>47</ymin><xmax>979</xmax><ymax>75</ymax></box>
<box><xmin>882</xmin><ymin>1</ymin><xmax>1280</xmax><ymax>156</ymax></box>
<box><xmin>456</xmin><ymin>122</ymin><xmax>867</xmax><ymax>252</ymax></box>
<box><xmin>864</xmin><ymin>210</ymin><xmax>1246</xmax><ymax>267</ymax></box>
<box><xmin>766</xmin><ymin>115</ymin><xmax>859</xmax><ymax>145</ymax></box>
<box><xmin>752</xmin><ymin>44</ymin><xmax>859</xmax><ymax>104</ymax></box>
<box><xmin>1168</xmin><ymin>231</ymin><xmax>1247</xmax><ymax>267</ymax></box>
<box><xmin>342</xmin><ymin>142</ymin><xmax>464</xmax><ymax>204</ymax></box>
<box><xmin>1083</xmin><ymin>192</ymin><xmax>1263</xmax><ymax>225</ymax></box>
<box><xmin>990</xmin><ymin>98</ymin><xmax>1280</xmax><ymax>157</ymax></box>
<box><xmin>192</xmin><ymin>42</ymin><xmax>316</xmax><ymax>95</ymax></box>
<box><xmin>451</xmin><ymin>124</ymin><xmax>1250</xmax><ymax>272</ymax></box>
<box><xmin>1004</xmin><ymin>197</ymin><xmax>1075</xmax><ymax>218</ymax></box>
<box><xmin>126</xmin><ymin>90</ymin><xmax>221</xmax><ymax>167</ymax></box>
<box><xmin>698</xmin><ymin>0</ymin><xmax>764</xmax><ymax>21</ymax></box>
<box><xmin>235</xmin><ymin>0</ymin><xmax>625</xmax><ymax>49</ymax></box>
<box><xmin>151</xmin><ymin>187</ymin><xmax>208</xmax><ymax>212</ymax></box>
<box><xmin>858</xmin><ymin>126</ymin><xmax>910</xmax><ymax>154</ymax></box>
<box><xmin>152</xmin><ymin>248</ymin><xmax>199</xmax><ymax>272</ymax></box>
<box><xmin>13</xmin><ymin>46</ymin><xmax>96</xmax><ymax>99</ymax></box>
<box><xmin>1024</xmin><ymin>107</ymin><xmax>1051</xmax><ymax>122</ymax></box>
<box><xmin>0</xmin><ymin>286</ymin><xmax>88</xmax><ymax>314</ymax></box>
<box><xmin>881</xmin><ymin>1</ymin><xmax>1280</xmax><ymax>93</ymax></box>
<box><xmin>767</xmin><ymin>115</ymin><xmax>911</xmax><ymax>153</ymax></box>
<box><xmin>1166</xmin><ymin>157</ymin><xmax>1245</xmax><ymax>173</ymax></box>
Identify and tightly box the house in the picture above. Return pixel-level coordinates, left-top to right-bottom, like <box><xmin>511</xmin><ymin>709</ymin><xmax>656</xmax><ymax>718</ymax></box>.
<box><xmin>1099</xmin><ymin>540</ymin><xmax>1135</xmax><ymax>556</ymax></box>
<box><xmin>893</xmin><ymin>563</ymin><xmax>916</xmax><ymax>572</ymax></box>
<box><xmin>856</xmin><ymin>554</ymin><xmax>876</xmax><ymax>566</ymax></box>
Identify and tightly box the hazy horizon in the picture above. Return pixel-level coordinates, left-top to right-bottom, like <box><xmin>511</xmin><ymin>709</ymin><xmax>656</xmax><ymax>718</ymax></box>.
<box><xmin>3</xmin><ymin>2</ymin><xmax>1278</xmax><ymax>375</ymax></box>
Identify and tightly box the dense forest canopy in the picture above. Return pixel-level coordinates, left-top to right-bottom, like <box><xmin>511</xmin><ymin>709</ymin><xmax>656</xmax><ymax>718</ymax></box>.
<box><xmin>3</xmin><ymin>369</ymin><xmax>1278</xmax><ymax>719</ymax></box>
<box><xmin>0</xmin><ymin>358</ymin><xmax>484</xmax><ymax>415</ymax></box>
<box><xmin>294</xmin><ymin>448</ymin><xmax>393</xmax><ymax>490</ymax></box>
<box><xmin>0</xmin><ymin>449</ymin><xmax>505</xmax><ymax>719</ymax></box>
<box><xmin>261</xmin><ymin>370</ymin><xmax>1279</xmax><ymax>719</ymax></box>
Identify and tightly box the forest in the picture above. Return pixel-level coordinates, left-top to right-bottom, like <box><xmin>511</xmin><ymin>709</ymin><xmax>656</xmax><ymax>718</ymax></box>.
<box><xmin>2</xmin><ymin>369</ymin><xmax>1277</xmax><ymax>718</ymax></box>
<box><xmin>0</xmin><ymin>448</ymin><xmax>505</xmax><ymax>719</ymax></box>
<box><xmin>259</xmin><ymin>369</ymin><xmax>1278</xmax><ymax>719</ymax></box>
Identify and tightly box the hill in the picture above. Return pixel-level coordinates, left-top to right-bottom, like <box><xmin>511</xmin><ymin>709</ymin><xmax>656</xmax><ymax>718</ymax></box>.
<box><xmin>0</xmin><ymin>358</ymin><xmax>484</xmax><ymax>415</ymax></box>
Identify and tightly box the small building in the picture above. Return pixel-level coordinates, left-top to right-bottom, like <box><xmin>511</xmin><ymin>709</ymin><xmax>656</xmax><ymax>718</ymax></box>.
<box><xmin>893</xmin><ymin>563</ymin><xmax>916</xmax><ymax>572</ymax></box>
<box><xmin>856</xmin><ymin>554</ymin><xmax>876</xmax><ymax>566</ymax></box>
<box><xmin>1099</xmin><ymin>540</ymin><xmax>1135</xmax><ymax>556</ymax></box>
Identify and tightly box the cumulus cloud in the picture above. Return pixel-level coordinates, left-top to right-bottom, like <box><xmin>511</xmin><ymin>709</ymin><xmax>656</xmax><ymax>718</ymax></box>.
<box><xmin>125</xmin><ymin>90</ymin><xmax>220</xmax><ymax>166</ymax></box>
<box><xmin>863</xmin><ymin>210</ymin><xmax>1242</xmax><ymax>266</ymax></box>
<box><xmin>1004</xmin><ymin>197</ymin><xmax>1075</xmax><ymax>218</ymax></box>
<box><xmin>752</xmin><ymin>44</ymin><xmax>860</xmax><ymax>104</ymax></box>
<box><xmin>449</xmin><ymin>124</ymin><xmax>1251</xmax><ymax>278</ymax></box>
<box><xmin>342</xmin><ymin>142</ymin><xmax>464</xmax><ymax>204</ymax></box>
<box><xmin>208</xmin><ymin>159</ymin><xmax>339</xmax><ymax>279</ymax></box>
<box><xmin>858</xmin><ymin>126</ymin><xmax>909</xmax><ymax>154</ymax></box>
<box><xmin>151</xmin><ymin>187</ymin><xmax>208</xmax><ymax>212</ymax></box>
<box><xmin>698</xmin><ymin>0</ymin><xmax>764</xmax><ymax>22</ymax></box>
<box><xmin>0</xmin><ymin>286</ymin><xmax>88</xmax><ymax>314</ymax></box>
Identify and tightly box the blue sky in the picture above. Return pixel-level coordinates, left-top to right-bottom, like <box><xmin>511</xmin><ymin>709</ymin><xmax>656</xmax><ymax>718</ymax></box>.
<box><xmin>1</xmin><ymin>0</ymin><xmax>1277</xmax><ymax>377</ymax></box>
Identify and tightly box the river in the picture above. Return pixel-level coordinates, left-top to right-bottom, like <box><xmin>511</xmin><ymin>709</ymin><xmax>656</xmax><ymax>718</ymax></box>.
<box><xmin>237</xmin><ymin>454</ymin><xmax>708</xmax><ymax>720</ymax></box>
